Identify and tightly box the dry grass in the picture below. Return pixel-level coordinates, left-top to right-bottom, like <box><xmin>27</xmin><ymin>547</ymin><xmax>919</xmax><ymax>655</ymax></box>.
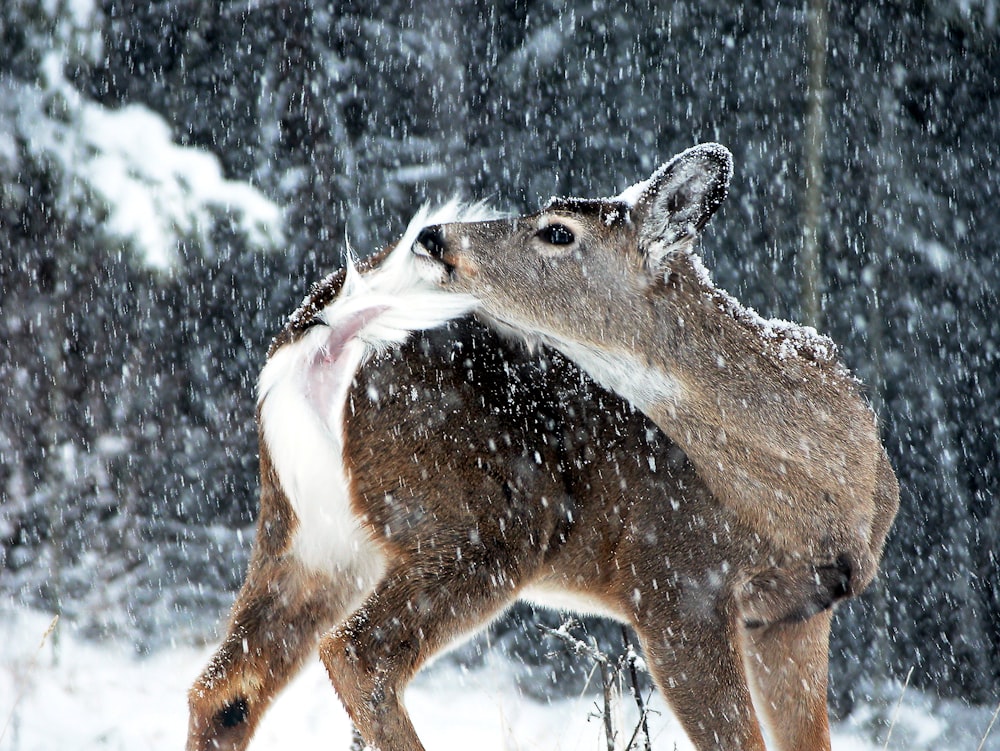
<box><xmin>0</xmin><ymin>615</ymin><xmax>59</xmax><ymax>747</ymax></box>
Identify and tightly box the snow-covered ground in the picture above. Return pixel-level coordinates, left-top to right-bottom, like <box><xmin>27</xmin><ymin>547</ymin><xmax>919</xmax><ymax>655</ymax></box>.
<box><xmin>1</xmin><ymin>610</ymin><xmax>995</xmax><ymax>751</ymax></box>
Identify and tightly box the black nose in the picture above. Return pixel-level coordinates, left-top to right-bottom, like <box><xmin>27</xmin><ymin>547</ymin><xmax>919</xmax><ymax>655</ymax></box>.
<box><xmin>416</xmin><ymin>226</ymin><xmax>446</xmax><ymax>259</ymax></box>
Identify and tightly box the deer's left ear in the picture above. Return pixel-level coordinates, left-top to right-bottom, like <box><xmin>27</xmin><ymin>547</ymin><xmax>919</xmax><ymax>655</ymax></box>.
<box><xmin>630</xmin><ymin>143</ymin><xmax>733</xmax><ymax>268</ymax></box>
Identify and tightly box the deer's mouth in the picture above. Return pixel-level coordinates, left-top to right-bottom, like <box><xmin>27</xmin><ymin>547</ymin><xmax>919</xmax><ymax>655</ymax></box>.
<box><xmin>410</xmin><ymin>233</ymin><xmax>461</xmax><ymax>285</ymax></box>
<box><xmin>410</xmin><ymin>243</ymin><xmax>455</xmax><ymax>285</ymax></box>
<box><xmin>411</xmin><ymin>225</ymin><xmax>482</xmax><ymax>286</ymax></box>
<box><xmin>411</xmin><ymin>237</ymin><xmax>456</xmax><ymax>279</ymax></box>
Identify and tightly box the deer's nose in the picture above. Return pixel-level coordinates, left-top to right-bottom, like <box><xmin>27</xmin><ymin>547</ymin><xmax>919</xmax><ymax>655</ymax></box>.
<box><xmin>415</xmin><ymin>226</ymin><xmax>447</xmax><ymax>259</ymax></box>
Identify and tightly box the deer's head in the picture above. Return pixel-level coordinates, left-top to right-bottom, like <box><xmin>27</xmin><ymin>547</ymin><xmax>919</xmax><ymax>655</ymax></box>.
<box><xmin>412</xmin><ymin>143</ymin><xmax>732</xmax><ymax>349</ymax></box>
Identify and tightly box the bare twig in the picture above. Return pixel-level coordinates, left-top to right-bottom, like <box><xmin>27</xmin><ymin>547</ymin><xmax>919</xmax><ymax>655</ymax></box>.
<box><xmin>623</xmin><ymin>703</ymin><xmax>655</xmax><ymax>751</ymax></box>
<box><xmin>621</xmin><ymin>625</ymin><xmax>652</xmax><ymax>751</ymax></box>
<box><xmin>543</xmin><ymin>621</ymin><xmax>661</xmax><ymax>751</ymax></box>
<box><xmin>976</xmin><ymin>699</ymin><xmax>1000</xmax><ymax>751</ymax></box>
<box><xmin>600</xmin><ymin>658</ymin><xmax>616</xmax><ymax>751</ymax></box>
<box><xmin>881</xmin><ymin>665</ymin><xmax>913</xmax><ymax>750</ymax></box>
<box><xmin>542</xmin><ymin>621</ymin><xmax>617</xmax><ymax>750</ymax></box>
<box><xmin>0</xmin><ymin>615</ymin><xmax>60</xmax><ymax>746</ymax></box>
<box><xmin>540</xmin><ymin>621</ymin><xmax>609</xmax><ymax>665</ymax></box>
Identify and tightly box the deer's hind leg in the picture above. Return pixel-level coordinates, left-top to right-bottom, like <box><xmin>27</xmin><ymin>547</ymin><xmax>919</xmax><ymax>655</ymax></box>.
<box><xmin>319</xmin><ymin>555</ymin><xmax>525</xmax><ymax>751</ymax></box>
<box><xmin>187</xmin><ymin>556</ymin><xmax>358</xmax><ymax>751</ymax></box>
<box><xmin>742</xmin><ymin>610</ymin><xmax>833</xmax><ymax>751</ymax></box>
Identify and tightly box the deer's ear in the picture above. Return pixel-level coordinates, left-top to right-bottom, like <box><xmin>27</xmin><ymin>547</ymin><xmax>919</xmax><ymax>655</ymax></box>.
<box><xmin>630</xmin><ymin>143</ymin><xmax>732</xmax><ymax>267</ymax></box>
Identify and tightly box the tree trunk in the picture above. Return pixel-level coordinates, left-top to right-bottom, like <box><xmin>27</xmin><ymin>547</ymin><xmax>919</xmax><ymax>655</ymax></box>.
<box><xmin>800</xmin><ymin>0</ymin><xmax>828</xmax><ymax>328</ymax></box>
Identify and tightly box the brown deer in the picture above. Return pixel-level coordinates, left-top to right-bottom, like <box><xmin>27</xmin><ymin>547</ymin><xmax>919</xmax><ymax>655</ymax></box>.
<box><xmin>413</xmin><ymin>143</ymin><xmax>900</xmax><ymax>749</ymax></box>
<box><xmin>184</xmin><ymin>195</ymin><xmax>876</xmax><ymax>751</ymax></box>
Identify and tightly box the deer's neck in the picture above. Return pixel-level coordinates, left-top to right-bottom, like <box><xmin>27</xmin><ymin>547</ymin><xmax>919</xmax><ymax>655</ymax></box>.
<box><xmin>644</xmin><ymin>260</ymin><xmax>862</xmax><ymax>433</ymax></box>
<box><xmin>552</xmin><ymin>258</ymin><xmax>881</xmax><ymax>553</ymax></box>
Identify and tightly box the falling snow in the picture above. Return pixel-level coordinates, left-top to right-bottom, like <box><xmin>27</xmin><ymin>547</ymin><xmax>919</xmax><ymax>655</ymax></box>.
<box><xmin>1</xmin><ymin>1</ymin><xmax>998</xmax><ymax>749</ymax></box>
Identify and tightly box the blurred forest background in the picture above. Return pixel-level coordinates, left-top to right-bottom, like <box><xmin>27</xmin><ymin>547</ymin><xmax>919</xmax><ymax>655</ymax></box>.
<box><xmin>1</xmin><ymin>0</ymin><xmax>998</xmax><ymax>719</ymax></box>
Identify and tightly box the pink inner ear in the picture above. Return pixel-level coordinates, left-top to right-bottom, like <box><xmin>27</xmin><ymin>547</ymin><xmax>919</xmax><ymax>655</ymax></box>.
<box><xmin>304</xmin><ymin>305</ymin><xmax>389</xmax><ymax>425</ymax></box>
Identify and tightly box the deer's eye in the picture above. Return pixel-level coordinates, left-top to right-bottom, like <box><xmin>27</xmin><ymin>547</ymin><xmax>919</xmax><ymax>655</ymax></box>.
<box><xmin>537</xmin><ymin>224</ymin><xmax>575</xmax><ymax>246</ymax></box>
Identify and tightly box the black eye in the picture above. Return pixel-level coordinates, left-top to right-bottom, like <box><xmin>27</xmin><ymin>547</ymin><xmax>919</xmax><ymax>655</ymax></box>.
<box><xmin>538</xmin><ymin>224</ymin><xmax>575</xmax><ymax>246</ymax></box>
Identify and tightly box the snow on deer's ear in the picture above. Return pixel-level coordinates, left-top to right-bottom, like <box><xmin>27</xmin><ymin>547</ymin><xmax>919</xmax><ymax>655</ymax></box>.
<box><xmin>629</xmin><ymin>143</ymin><xmax>733</xmax><ymax>269</ymax></box>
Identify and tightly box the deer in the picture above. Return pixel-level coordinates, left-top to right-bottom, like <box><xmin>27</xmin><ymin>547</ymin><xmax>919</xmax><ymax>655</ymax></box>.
<box><xmin>412</xmin><ymin>143</ymin><xmax>900</xmax><ymax>749</ymax></box>
<box><xmin>184</xmin><ymin>189</ymin><xmax>881</xmax><ymax>751</ymax></box>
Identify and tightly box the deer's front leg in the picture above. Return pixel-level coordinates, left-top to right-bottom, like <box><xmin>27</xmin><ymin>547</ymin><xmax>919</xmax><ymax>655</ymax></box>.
<box><xmin>743</xmin><ymin>610</ymin><xmax>833</xmax><ymax>751</ymax></box>
<box><xmin>187</xmin><ymin>558</ymin><xmax>350</xmax><ymax>751</ymax></box>
<box><xmin>632</xmin><ymin>589</ymin><xmax>767</xmax><ymax>751</ymax></box>
<box><xmin>320</xmin><ymin>557</ymin><xmax>523</xmax><ymax>751</ymax></box>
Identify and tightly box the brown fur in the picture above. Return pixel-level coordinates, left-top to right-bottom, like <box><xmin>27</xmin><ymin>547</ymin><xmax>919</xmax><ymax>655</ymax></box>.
<box><xmin>418</xmin><ymin>144</ymin><xmax>898</xmax><ymax>600</ymax></box>
<box><xmin>188</xmin><ymin>307</ymin><xmax>847</xmax><ymax>751</ymax></box>
<box><xmin>410</xmin><ymin>144</ymin><xmax>899</xmax><ymax>749</ymax></box>
<box><xmin>189</xmin><ymin>146</ymin><xmax>897</xmax><ymax>751</ymax></box>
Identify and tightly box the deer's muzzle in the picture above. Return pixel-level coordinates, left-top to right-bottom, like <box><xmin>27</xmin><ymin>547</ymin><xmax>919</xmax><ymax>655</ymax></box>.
<box><xmin>414</xmin><ymin>225</ymin><xmax>447</xmax><ymax>259</ymax></box>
